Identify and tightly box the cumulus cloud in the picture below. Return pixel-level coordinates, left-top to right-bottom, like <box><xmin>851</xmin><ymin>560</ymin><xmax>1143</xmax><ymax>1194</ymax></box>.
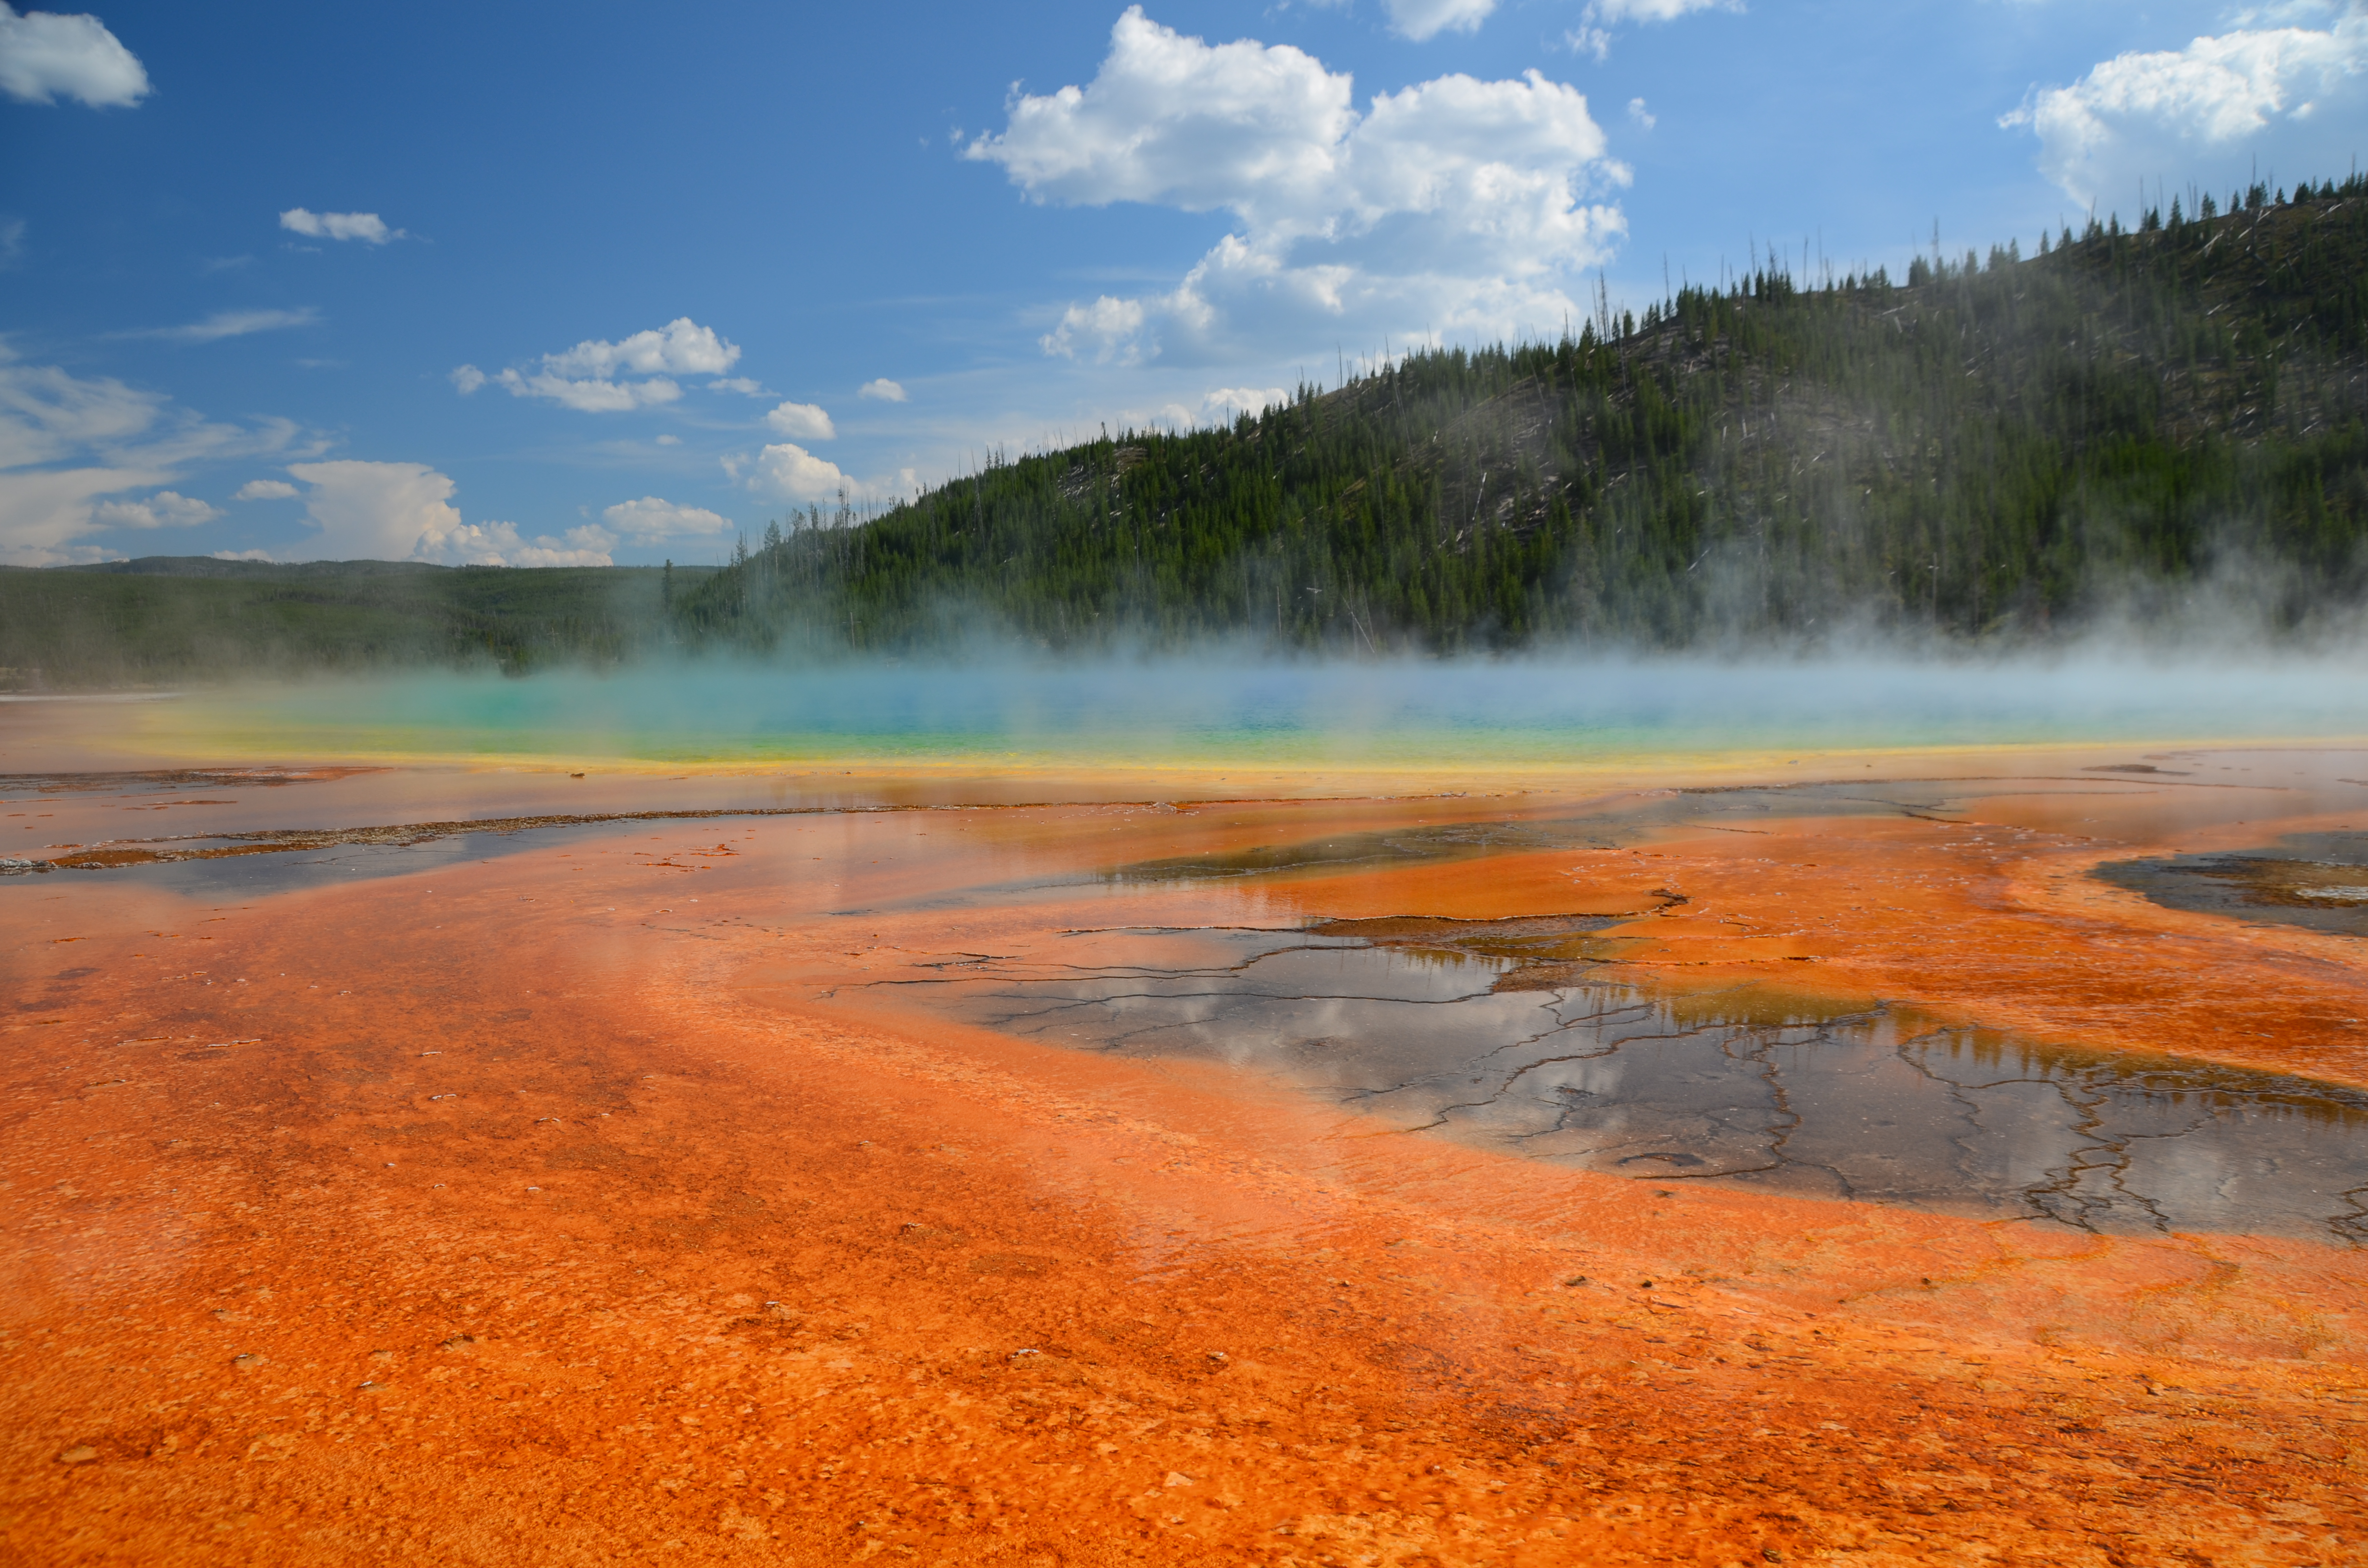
<box><xmin>1628</xmin><ymin>97</ymin><xmax>1655</xmax><ymax>129</ymax></box>
<box><xmin>965</xmin><ymin>8</ymin><xmax>1628</xmax><ymax>366</ymax></box>
<box><xmin>1200</xmin><ymin>385</ymin><xmax>1290</xmax><ymax>419</ymax></box>
<box><xmin>749</xmin><ymin>442</ymin><xmax>857</xmax><ymax>504</ymax></box>
<box><xmin>445</xmin><ymin>522</ymin><xmax>615</xmax><ymax>568</ymax></box>
<box><xmin>121</xmin><ymin>307</ymin><xmax>321</xmax><ymax>344</ymax></box>
<box><xmin>489</xmin><ymin>367</ymin><xmax>681</xmax><ymax>413</ymax></box>
<box><xmin>453</xmin><ymin>317</ymin><xmax>740</xmax><ymax>413</ymax></box>
<box><xmin>0</xmin><ymin>2</ymin><xmax>148</xmax><ymax>108</ymax></box>
<box><xmin>234</xmin><ymin>478</ymin><xmax>298</xmax><ymax>500</ymax></box>
<box><xmin>2004</xmin><ymin>10</ymin><xmax>2368</xmax><ymax>205</ymax></box>
<box><xmin>89</xmin><ymin>489</ymin><xmax>219</xmax><ymax>529</ymax></box>
<box><xmin>858</xmin><ymin>378</ymin><xmax>908</xmax><ymax>402</ymax></box>
<box><xmin>277</xmin><ymin>460</ymin><xmax>611</xmax><ymax>565</ymax></box>
<box><xmin>600</xmin><ymin>496</ymin><xmax>733</xmax><ymax>543</ymax></box>
<box><xmin>709</xmin><ymin>376</ymin><xmax>768</xmax><ymax>396</ymax></box>
<box><xmin>764</xmin><ymin>401</ymin><xmax>836</xmax><ymax>441</ymax></box>
<box><xmin>279</xmin><ymin>208</ymin><xmax>403</xmax><ymax>244</ymax></box>
<box><xmin>1379</xmin><ymin>0</ymin><xmax>1496</xmax><ymax>41</ymax></box>
<box><xmin>280</xmin><ymin>461</ymin><xmax>461</xmax><ymax>561</ymax></box>
<box><xmin>0</xmin><ymin>351</ymin><xmax>301</xmax><ymax>564</ymax></box>
<box><xmin>544</xmin><ymin>318</ymin><xmax>739</xmax><ymax>379</ymax></box>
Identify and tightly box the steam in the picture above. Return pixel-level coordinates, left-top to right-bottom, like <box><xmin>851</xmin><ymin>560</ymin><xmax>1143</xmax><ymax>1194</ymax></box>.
<box><xmin>143</xmin><ymin>646</ymin><xmax>2368</xmax><ymax>770</ymax></box>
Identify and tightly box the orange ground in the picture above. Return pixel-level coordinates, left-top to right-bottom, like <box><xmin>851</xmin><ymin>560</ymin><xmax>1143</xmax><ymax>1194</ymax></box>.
<box><xmin>5</xmin><ymin>744</ymin><xmax>2368</xmax><ymax>1564</ymax></box>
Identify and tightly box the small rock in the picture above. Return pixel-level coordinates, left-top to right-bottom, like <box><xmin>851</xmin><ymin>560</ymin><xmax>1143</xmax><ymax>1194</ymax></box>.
<box><xmin>1164</xmin><ymin>1471</ymin><xmax>1194</xmax><ymax>1488</ymax></box>
<box><xmin>56</xmin><ymin>1446</ymin><xmax>97</xmax><ymax>1465</ymax></box>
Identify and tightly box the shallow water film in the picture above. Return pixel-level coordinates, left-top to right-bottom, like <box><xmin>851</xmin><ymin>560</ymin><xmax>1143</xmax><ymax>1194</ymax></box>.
<box><xmin>7</xmin><ymin>681</ymin><xmax>2368</xmax><ymax>1565</ymax></box>
<box><xmin>919</xmin><ymin>931</ymin><xmax>2368</xmax><ymax>1241</ymax></box>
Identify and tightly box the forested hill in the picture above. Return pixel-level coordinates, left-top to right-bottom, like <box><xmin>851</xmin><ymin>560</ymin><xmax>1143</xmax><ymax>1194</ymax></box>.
<box><xmin>10</xmin><ymin>174</ymin><xmax>2368</xmax><ymax>688</ymax></box>
<box><xmin>684</xmin><ymin>172</ymin><xmax>2368</xmax><ymax>654</ymax></box>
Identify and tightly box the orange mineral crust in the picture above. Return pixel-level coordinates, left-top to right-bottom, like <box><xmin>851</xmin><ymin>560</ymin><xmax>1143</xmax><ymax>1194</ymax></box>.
<box><xmin>5</xmin><ymin>770</ymin><xmax>2368</xmax><ymax>1565</ymax></box>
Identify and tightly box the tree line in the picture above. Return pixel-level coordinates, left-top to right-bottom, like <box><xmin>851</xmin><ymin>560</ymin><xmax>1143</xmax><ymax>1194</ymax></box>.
<box><xmin>679</xmin><ymin>172</ymin><xmax>2368</xmax><ymax>652</ymax></box>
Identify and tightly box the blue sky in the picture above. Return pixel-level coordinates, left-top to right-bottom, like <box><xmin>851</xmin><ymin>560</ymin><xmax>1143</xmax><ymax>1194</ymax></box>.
<box><xmin>4</xmin><ymin>0</ymin><xmax>2365</xmax><ymax>567</ymax></box>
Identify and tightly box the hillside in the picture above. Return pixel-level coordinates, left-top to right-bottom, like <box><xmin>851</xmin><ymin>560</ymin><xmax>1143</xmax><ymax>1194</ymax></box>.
<box><xmin>11</xmin><ymin>172</ymin><xmax>2368</xmax><ymax>686</ymax></box>
<box><xmin>0</xmin><ymin>558</ymin><xmax>703</xmax><ymax>689</ymax></box>
<box><xmin>684</xmin><ymin>172</ymin><xmax>2368</xmax><ymax>652</ymax></box>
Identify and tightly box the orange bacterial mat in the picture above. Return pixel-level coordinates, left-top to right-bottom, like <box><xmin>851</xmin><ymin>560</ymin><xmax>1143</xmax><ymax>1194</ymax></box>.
<box><xmin>5</xmin><ymin>727</ymin><xmax>2367</xmax><ymax>1565</ymax></box>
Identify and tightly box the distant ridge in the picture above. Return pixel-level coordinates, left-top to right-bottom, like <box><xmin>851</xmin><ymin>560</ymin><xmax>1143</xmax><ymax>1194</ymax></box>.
<box><xmin>0</xmin><ymin>559</ymin><xmax>699</xmax><ymax>688</ymax></box>
<box><xmin>55</xmin><ymin>556</ymin><xmax>454</xmax><ymax>579</ymax></box>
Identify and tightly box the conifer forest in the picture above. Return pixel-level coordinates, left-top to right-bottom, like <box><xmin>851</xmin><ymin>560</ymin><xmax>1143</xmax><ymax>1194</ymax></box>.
<box><xmin>12</xmin><ymin>174</ymin><xmax>2368</xmax><ymax>683</ymax></box>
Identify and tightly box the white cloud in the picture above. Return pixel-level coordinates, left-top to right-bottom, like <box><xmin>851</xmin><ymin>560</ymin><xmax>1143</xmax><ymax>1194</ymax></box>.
<box><xmin>543</xmin><ymin>318</ymin><xmax>739</xmax><ymax>380</ymax></box>
<box><xmin>0</xmin><ymin>351</ymin><xmax>301</xmax><ymax>564</ymax></box>
<box><xmin>1566</xmin><ymin>0</ymin><xmax>1737</xmax><ymax>61</ymax></box>
<box><xmin>2006</xmin><ymin>11</ymin><xmax>2368</xmax><ymax>205</ymax></box>
<box><xmin>511</xmin><ymin>530</ymin><xmax>616</xmax><ymax>567</ymax></box>
<box><xmin>122</xmin><ymin>307</ymin><xmax>321</xmax><ymax>345</ymax></box>
<box><xmin>282</xmin><ymin>460</ymin><xmax>461</xmax><ymax>561</ymax></box>
<box><xmin>0</xmin><ymin>356</ymin><xmax>160</xmax><ymax>469</ymax></box>
<box><xmin>600</xmin><ymin>496</ymin><xmax>733</xmax><ymax>543</ymax></box>
<box><xmin>211</xmin><ymin>548</ymin><xmax>273</xmax><ymax>562</ymax></box>
<box><xmin>490</xmin><ymin>367</ymin><xmax>680</xmax><ymax>412</ymax></box>
<box><xmin>456</xmin><ymin>317</ymin><xmax>740</xmax><ymax>414</ymax></box>
<box><xmin>0</xmin><ymin>219</ymin><xmax>23</xmax><ymax>268</ymax></box>
<box><xmin>1628</xmin><ymin>97</ymin><xmax>1655</xmax><ymax>129</ymax></box>
<box><xmin>278</xmin><ymin>208</ymin><xmax>402</xmax><ymax>244</ymax></box>
<box><xmin>279</xmin><ymin>459</ymin><xmax>612</xmax><ymax>565</ymax></box>
<box><xmin>749</xmin><ymin>442</ymin><xmax>857</xmax><ymax>504</ymax></box>
<box><xmin>0</xmin><ymin>2</ymin><xmax>148</xmax><ymax>108</ymax></box>
<box><xmin>1044</xmin><ymin>296</ymin><xmax>1149</xmax><ymax>364</ymax></box>
<box><xmin>764</xmin><ymin>401</ymin><xmax>836</xmax><ymax>441</ymax></box>
<box><xmin>440</xmin><ymin>522</ymin><xmax>614</xmax><ymax>568</ymax></box>
<box><xmin>1588</xmin><ymin>0</ymin><xmax>1734</xmax><ymax>22</ymax></box>
<box><xmin>89</xmin><ymin>489</ymin><xmax>219</xmax><ymax>529</ymax></box>
<box><xmin>858</xmin><ymin>378</ymin><xmax>908</xmax><ymax>402</ymax></box>
<box><xmin>234</xmin><ymin>478</ymin><xmax>298</xmax><ymax>500</ymax></box>
<box><xmin>1200</xmin><ymin>385</ymin><xmax>1289</xmax><ymax>419</ymax></box>
<box><xmin>1380</xmin><ymin>0</ymin><xmax>1496</xmax><ymax>41</ymax></box>
<box><xmin>709</xmin><ymin>376</ymin><xmax>767</xmax><ymax>396</ymax></box>
<box><xmin>966</xmin><ymin>9</ymin><xmax>1628</xmax><ymax>367</ymax></box>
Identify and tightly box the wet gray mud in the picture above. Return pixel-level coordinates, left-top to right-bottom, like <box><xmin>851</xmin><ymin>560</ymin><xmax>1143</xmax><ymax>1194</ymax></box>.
<box><xmin>900</xmin><ymin>929</ymin><xmax>2368</xmax><ymax>1243</ymax></box>
<box><xmin>2098</xmin><ymin>832</ymin><xmax>2368</xmax><ymax>937</ymax></box>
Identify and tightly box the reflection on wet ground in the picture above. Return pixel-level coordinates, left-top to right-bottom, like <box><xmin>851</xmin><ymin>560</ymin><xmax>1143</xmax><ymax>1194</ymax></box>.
<box><xmin>2099</xmin><ymin>831</ymin><xmax>2368</xmax><ymax>936</ymax></box>
<box><xmin>0</xmin><ymin>805</ymin><xmax>869</xmax><ymax>888</ymax></box>
<box><xmin>901</xmin><ymin>926</ymin><xmax>2368</xmax><ymax>1243</ymax></box>
<box><xmin>16</xmin><ymin>831</ymin><xmax>529</xmax><ymax>895</ymax></box>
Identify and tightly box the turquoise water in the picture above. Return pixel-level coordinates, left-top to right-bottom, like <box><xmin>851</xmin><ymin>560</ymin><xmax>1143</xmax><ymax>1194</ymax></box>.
<box><xmin>146</xmin><ymin>654</ymin><xmax>2368</xmax><ymax>767</ymax></box>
